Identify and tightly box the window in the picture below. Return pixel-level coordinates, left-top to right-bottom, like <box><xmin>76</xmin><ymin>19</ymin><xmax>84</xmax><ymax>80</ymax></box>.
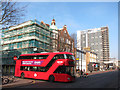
<box><xmin>22</xmin><ymin>41</ymin><xmax>27</xmax><ymax>48</ymax></box>
<box><xmin>9</xmin><ymin>44</ymin><xmax>14</xmax><ymax>49</ymax></box>
<box><xmin>54</xmin><ymin>66</ymin><xmax>75</xmax><ymax>76</ymax></box>
<box><xmin>29</xmin><ymin>40</ymin><xmax>35</xmax><ymax>47</ymax></box>
<box><xmin>29</xmin><ymin>32</ymin><xmax>35</xmax><ymax>36</ymax></box>
<box><xmin>35</xmin><ymin>32</ymin><xmax>39</xmax><ymax>37</ymax></box>
<box><xmin>34</xmin><ymin>40</ymin><xmax>38</xmax><ymax>47</ymax></box>
<box><xmin>33</xmin><ymin>66</ymin><xmax>37</xmax><ymax>71</ymax></box>
<box><xmin>18</xmin><ymin>35</ymin><xmax>22</xmax><ymax>39</ymax></box>
<box><xmin>39</xmin><ymin>67</ymin><xmax>49</xmax><ymax>72</ymax></box>
<box><xmin>20</xmin><ymin>66</ymin><xmax>48</xmax><ymax>72</ymax></box>
<box><xmin>45</xmin><ymin>54</ymin><xmax>64</xmax><ymax>68</ymax></box>
<box><xmin>52</xmin><ymin>54</ymin><xmax>65</xmax><ymax>60</ymax></box>
<box><xmin>66</xmin><ymin>54</ymin><xmax>75</xmax><ymax>60</ymax></box>
<box><xmin>54</xmin><ymin>66</ymin><xmax>66</xmax><ymax>73</ymax></box>
<box><xmin>9</xmin><ymin>37</ymin><xmax>12</xmax><ymax>40</ymax></box>
<box><xmin>37</xmin><ymin>55</ymin><xmax>48</xmax><ymax>59</ymax></box>
<box><xmin>42</xmin><ymin>36</ymin><xmax>45</xmax><ymax>39</ymax></box>
<box><xmin>18</xmin><ymin>55</ymin><xmax>49</xmax><ymax>60</ymax></box>
<box><xmin>17</xmin><ymin>42</ymin><xmax>22</xmax><ymax>48</ymax></box>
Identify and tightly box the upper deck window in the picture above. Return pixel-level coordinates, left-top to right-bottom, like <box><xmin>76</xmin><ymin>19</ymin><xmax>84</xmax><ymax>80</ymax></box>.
<box><xmin>52</xmin><ymin>54</ymin><xmax>65</xmax><ymax>60</ymax></box>
<box><xmin>52</xmin><ymin>54</ymin><xmax>75</xmax><ymax>60</ymax></box>
<box><xmin>65</xmin><ymin>54</ymin><xmax>75</xmax><ymax>60</ymax></box>
<box><xmin>18</xmin><ymin>55</ymin><xmax>48</xmax><ymax>60</ymax></box>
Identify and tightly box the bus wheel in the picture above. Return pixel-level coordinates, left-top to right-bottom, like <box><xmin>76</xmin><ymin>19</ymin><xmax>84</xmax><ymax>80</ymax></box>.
<box><xmin>49</xmin><ymin>75</ymin><xmax>55</xmax><ymax>82</ymax></box>
<box><xmin>21</xmin><ymin>73</ymin><xmax>25</xmax><ymax>79</ymax></box>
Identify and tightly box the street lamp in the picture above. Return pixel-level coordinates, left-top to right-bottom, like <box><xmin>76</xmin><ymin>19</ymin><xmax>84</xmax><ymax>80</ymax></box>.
<box><xmin>81</xmin><ymin>48</ymin><xmax>82</xmax><ymax>74</ymax></box>
<box><xmin>80</xmin><ymin>34</ymin><xmax>83</xmax><ymax>74</ymax></box>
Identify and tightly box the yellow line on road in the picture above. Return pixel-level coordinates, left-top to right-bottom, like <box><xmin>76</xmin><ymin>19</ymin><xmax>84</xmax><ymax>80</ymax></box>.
<box><xmin>31</xmin><ymin>80</ymin><xmax>36</xmax><ymax>84</ymax></box>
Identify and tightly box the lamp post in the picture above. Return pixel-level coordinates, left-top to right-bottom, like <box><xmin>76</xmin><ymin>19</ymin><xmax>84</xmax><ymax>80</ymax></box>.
<box><xmin>80</xmin><ymin>34</ymin><xmax>83</xmax><ymax>74</ymax></box>
<box><xmin>81</xmin><ymin>48</ymin><xmax>82</xmax><ymax>74</ymax></box>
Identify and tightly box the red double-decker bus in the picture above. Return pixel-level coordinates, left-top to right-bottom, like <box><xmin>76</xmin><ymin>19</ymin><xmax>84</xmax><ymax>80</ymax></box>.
<box><xmin>14</xmin><ymin>52</ymin><xmax>75</xmax><ymax>82</ymax></box>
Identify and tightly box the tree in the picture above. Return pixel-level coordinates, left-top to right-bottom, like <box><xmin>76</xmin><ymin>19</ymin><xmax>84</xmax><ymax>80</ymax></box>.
<box><xmin>70</xmin><ymin>33</ymin><xmax>77</xmax><ymax>48</ymax></box>
<box><xmin>0</xmin><ymin>0</ymin><xmax>27</xmax><ymax>28</ymax></box>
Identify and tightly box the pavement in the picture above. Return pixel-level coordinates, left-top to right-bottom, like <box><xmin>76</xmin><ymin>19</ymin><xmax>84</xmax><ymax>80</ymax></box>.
<box><xmin>75</xmin><ymin>69</ymin><xmax>117</xmax><ymax>77</ymax></box>
<box><xmin>1</xmin><ymin>69</ymin><xmax>118</xmax><ymax>88</ymax></box>
<box><xmin>87</xmin><ymin>69</ymin><xmax>117</xmax><ymax>75</ymax></box>
<box><xmin>1</xmin><ymin>77</ymin><xmax>34</xmax><ymax>88</ymax></box>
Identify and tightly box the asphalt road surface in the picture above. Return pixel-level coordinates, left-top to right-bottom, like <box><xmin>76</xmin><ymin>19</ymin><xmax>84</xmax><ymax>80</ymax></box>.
<box><xmin>14</xmin><ymin>70</ymin><xmax>119</xmax><ymax>88</ymax></box>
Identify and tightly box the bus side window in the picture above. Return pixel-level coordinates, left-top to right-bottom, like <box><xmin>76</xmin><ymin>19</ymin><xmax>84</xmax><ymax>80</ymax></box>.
<box><xmin>37</xmin><ymin>67</ymin><xmax>41</xmax><ymax>72</ymax></box>
<box><xmin>52</xmin><ymin>55</ymin><xmax>58</xmax><ymax>60</ymax></box>
<box><xmin>33</xmin><ymin>67</ymin><xmax>37</xmax><ymax>71</ymax></box>
<box><xmin>30</xmin><ymin>66</ymin><xmax>33</xmax><ymax>71</ymax></box>
<box><xmin>37</xmin><ymin>55</ymin><xmax>49</xmax><ymax>59</ymax></box>
<box><xmin>27</xmin><ymin>67</ymin><xmax>31</xmax><ymax>71</ymax></box>
<box><xmin>20</xmin><ymin>66</ymin><xmax>24</xmax><ymax>70</ymax></box>
<box><xmin>25</xmin><ymin>66</ymin><xmax>28</xmax><ymax>71</ymax></box>
<box><xmin>58</xmin><ymin>54</ymin><xmax>65</xmax><ymax>59</ymax></box>
<box><xmin>36</xmin><ymin>67</ymin><xmax>47</xmax><ymax>72</ymax></box>
<box><xmin>20</xmin><ymin>66</ymin><xmax>27</xmax><ymax>71</ymax></box>
<box><xmin>51</xmin><ymin>54</ymin><xmax>65</xmax><ymax>61</ymax></box>
<box><xmin>54</xmin><ymin>54</ymin><xmax>65</xmax><ymax>59</ymax></box>
<box><xmin>33</xmin><ymin>56</ymin><xmax>37</xmax><ymax>59</ymax></box>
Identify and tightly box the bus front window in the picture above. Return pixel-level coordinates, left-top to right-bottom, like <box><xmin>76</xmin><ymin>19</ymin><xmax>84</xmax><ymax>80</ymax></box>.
<box><xmin>65</xmin><ymin>54</ymin><xmax>75</xmax><ymax>60</ymax></box>
<box><xmin>66</xmin><ymin>66</ymin><xmax>75</xmax><ymax>76</ymax></box>
<box><xmin>54</xmin><ymin>66</ymin><xmax>75</xmax><ymax>76</ymax></box>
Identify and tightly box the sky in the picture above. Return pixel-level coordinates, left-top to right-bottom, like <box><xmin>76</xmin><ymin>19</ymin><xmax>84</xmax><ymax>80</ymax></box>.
<box><xmin>20</xmin><ymin>2</ymin><xmax>118</xmax><ymax>59</ymax></box>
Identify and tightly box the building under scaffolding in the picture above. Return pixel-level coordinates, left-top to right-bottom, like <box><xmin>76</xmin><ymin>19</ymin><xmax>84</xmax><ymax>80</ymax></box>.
<box><xmin>1</xmin><ymin>19</ymin><xmax>53</xmax><ymax>74</ymax></box>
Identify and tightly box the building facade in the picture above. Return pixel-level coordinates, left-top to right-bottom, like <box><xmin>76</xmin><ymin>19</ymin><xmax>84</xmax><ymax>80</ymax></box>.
<box><xmin>58</xmin><ymin>25</ymin><xmax>75</xmax><ymax>55</ymax></box>
<box><xmin>49</xmin><ymin>19</ymin><xmax>58</xmax><ymax>52</ymax></box>
<box><xmin>1</xmin><ymin>19</ymin><xmax>53</xmax><ymax>74</ymax></box>
<box><xmin>77</xmin><ymin>26</ymin><xmax>109</xmax><ymax>62</ymax></box>
<box><xmin>76</xmin><ymin>49</ymin><xmax>97</xmax><ymax>72</ymax></box>
<box><xmin>49</xmin><ymin>19</ymin><xmax>75</xmax><ymax>56</ymax></box>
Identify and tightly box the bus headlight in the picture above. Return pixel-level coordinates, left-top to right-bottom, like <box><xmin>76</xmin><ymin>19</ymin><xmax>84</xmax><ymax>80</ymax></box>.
<box><xmin>67</xmin><ymin>78</ymin><xmax>70</xmax><ymax>80</ymax></box>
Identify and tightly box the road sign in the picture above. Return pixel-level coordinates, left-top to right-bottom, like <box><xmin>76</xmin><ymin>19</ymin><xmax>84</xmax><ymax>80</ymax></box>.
<box><xmin>76</xmin><ymin>58</ymin><xmax>79</xmax><ymax>60</ymax></box>
<box><xmin>14</xmin><ymin>56</ymin><xmax>17</xmax><ymax>60</ymax></box>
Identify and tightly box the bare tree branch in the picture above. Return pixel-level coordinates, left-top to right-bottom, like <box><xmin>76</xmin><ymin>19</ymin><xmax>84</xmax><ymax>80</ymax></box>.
<box><xmin>0</xmin><ymin>0</ymin><xmax>28</xmax><ymax>28</ymax></box>
<box><xmin>70</xmin><ymin>33</ymin><xmax>77</xmax><ymax>48</ymax></box>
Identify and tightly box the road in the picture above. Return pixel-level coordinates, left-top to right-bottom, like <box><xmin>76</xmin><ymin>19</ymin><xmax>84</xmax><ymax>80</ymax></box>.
<box><xmin>14</xmin><ymin>70</ymin><xmax>119</xmax><ymax>88</ymax></box>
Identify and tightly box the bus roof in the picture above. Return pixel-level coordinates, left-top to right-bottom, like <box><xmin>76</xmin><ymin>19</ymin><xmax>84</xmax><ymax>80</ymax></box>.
<box><xmin>20</xmin><ymin>52</ymin><xmax>73</xmax><ymax>56</ymax></box>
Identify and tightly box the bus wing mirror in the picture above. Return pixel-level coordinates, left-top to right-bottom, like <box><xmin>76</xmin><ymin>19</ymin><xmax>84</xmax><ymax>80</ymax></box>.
<box><xmin>14</xmin><ymin>56</ymin><xmax>18</xmax><ymax>60</ymax></box>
